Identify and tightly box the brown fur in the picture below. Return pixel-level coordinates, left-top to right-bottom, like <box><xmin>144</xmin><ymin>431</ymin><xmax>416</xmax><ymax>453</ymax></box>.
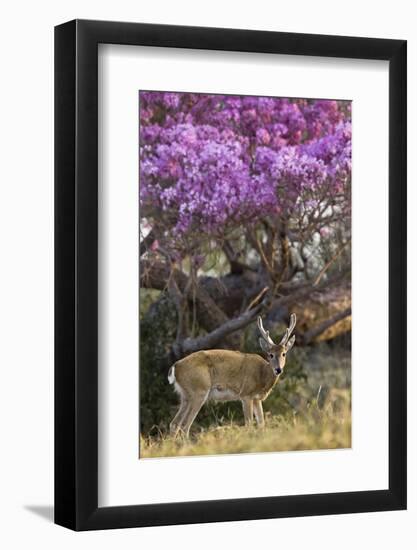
<box><xmin>168</xmin><ymin>315</ymin><xmax>296</xmax><ymax>437</ymax></box>
<box><xmin>169</xmin><ymin>350</ymin><xmax>281</xmax><ymax>437</ymax></box>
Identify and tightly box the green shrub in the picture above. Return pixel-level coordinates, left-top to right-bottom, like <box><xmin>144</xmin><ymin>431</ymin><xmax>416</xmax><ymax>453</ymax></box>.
<box><xmin>140</xmin><ymin>291</ymin><xmax>178</xmax><ymax>434</ymax></box>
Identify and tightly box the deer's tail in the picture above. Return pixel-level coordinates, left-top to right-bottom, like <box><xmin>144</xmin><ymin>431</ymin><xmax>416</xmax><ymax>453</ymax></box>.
<box><xmin>167</xmin><ymin>365</ymin><xmax>176</xmax><ymax>384</ymax></box>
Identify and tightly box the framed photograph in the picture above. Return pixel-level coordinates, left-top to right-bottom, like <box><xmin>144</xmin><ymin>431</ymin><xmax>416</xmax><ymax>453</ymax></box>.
<box><xmin>55</xmin><ymin>19</ymin><xmax>407</xmax><ymax>530</ymax></box>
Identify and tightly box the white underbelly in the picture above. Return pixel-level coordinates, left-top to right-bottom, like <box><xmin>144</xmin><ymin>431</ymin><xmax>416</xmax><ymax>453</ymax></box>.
<box><xmin>208</xmin><ymin>387</ymin><xmax>240</xmax><ymax>402</ymax></box>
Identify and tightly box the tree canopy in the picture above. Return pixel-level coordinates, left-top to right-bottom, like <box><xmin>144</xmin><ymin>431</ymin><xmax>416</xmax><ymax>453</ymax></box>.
<box><xmin>139</xmin><ymin>92</ymin><xmax>351</xmax><ymax>358</ymax></box>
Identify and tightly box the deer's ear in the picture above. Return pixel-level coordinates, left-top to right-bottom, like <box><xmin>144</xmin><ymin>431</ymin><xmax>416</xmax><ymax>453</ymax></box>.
<box><xmin>285</xmin><ymin>335</ymin><xmax>295</xmax><ymax>352</ymax></box>
<box><xmin>259</xmin><ymin>338</ymin><xmax>270</xmax><ymax>353</ymax></box>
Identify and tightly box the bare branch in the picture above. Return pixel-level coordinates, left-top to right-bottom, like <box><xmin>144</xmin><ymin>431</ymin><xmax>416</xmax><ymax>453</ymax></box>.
<box><xmin>222</xmin><ymin>241</ymin><xmax>255</xmax><ymax>274</ymax></box>
<box><xmin>271</xmin><ymin>268</ymin><xmax>350</xmax><ymax>309</ymax></box>
<box><xmin>313</xmin><ymin>239</ymin><xmax>351</xmax><ymax>287</ymax></box>
<box><xmin>140</xmin><ymin>259</ymin><xmax>171</xmax><ymax>290</ymax></box>
<box><xmin>140</xmin><ymin>259</ymin><xmax>230</xmax><ymax>333</ymax></box>
<box><xmin>139</xmin><ymin>229</ymin><xmax>156</xmax><ymax>257</ymax></box>
<box><xmin>246</xmin><ymin>228</ymin><xmax>273</xmax><ymax>277</ymax></box>
<box><xmin>301</xmin><ymin>307</ymin><xmax>352</xmax><ymax>344</ymax></box>
<box><xmin>245</xmin><ymin>286</ymin><xmax>269</xmax><ymax>312</ymax></box>
<box><xmin>180</xmin><ymin>300</ymin><xmax>267</xmax><ymax>357</ymax></box>
<box><xmin>167</xmin><ymin>277</ymin><xmax>187</xmax><ymax>342</ymax></box>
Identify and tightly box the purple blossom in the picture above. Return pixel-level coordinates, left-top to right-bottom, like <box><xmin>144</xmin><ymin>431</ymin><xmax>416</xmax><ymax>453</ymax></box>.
<box><xmin>139</xmin><ymin>92</ymin><xmax>351</xmax><ymax>242</ymax></box>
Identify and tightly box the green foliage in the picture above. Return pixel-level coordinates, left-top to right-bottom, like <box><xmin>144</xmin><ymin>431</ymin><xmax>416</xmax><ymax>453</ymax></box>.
<box><xmin>263</xmin><ymin>350</ymin><xmax>308</xmax><ymax>416</ymax></box>
<box><xmin>140</xmin><ymin>291</ymin><xmax>178</xmax><ymax>434</ymax></box>
<box><xmin>139</xmin><ymin>288</ymin><xmax>160</xmax><ymax>319</ymax></box>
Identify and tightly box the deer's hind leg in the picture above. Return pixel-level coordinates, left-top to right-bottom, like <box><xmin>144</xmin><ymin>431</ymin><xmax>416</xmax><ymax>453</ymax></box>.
<box><xmin>242</xmin><ymin>398</ymin><xmax>254</xmax><ymax>426</ymax></box>
<box><xmin>181</xmin><ymin>391</ymin><xmax>209</xmax><ymax>438</ymax></box>
<box><xmin>169</xmin><ymin>396</ymin><xmax>189</xmax><ymax>437</ymax></box>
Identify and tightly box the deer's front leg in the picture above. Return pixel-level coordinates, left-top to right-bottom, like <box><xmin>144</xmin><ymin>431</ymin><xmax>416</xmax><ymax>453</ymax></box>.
<box><xmin>253</xmin><ymin>399</ymin><xmax>265</xmax><ymax>428</ymax></box>
<box><xmin>241</xmin><ymin>398</ymin><xmax>254</xmax><ymax>426</ymax></box>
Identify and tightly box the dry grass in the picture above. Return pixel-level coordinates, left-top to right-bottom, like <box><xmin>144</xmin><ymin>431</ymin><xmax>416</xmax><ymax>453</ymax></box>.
<box><xmin>140</xmin><ymin>389</ymin><xmax>351</xmax><ymax>459</ymax></box>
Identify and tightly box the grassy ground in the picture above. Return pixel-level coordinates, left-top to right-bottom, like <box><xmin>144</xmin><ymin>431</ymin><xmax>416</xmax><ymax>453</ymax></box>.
<box><xmin>140</xmin><ymin>389</ymin><xmax>351</xmax><ymax>458</ymax></box>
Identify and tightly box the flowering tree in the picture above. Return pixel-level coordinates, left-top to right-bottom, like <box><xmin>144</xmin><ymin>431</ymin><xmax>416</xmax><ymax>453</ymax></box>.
<box><xmin>140</xmin><ymin>92</ymin><xmax>351</xmax><ymax>357</ymax></box>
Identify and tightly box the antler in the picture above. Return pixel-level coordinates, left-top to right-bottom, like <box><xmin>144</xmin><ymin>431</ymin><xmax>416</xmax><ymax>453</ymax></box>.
<box><xmin>279</xmin><ymin>313</ymin><xmax>297</xmax><ymax>346</ymax></box>
<box><xmin>257</xmin><ymin>316</ymin><xmax>276</xmax><ymax>347</ymax></box>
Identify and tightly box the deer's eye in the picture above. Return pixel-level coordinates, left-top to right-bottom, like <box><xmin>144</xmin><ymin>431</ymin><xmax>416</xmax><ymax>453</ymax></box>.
<box><xmin>282</xmin><ymin>352</ymin><xmax>286</xmax><ymax>357</ymax></box>
<box><xmin>269</xmin><ymin>353</ymin><xmax>274</xmax><ymax>359</ymax></box>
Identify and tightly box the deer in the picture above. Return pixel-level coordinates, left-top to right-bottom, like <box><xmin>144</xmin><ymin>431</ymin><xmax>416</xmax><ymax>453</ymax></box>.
<box><xmin>167</xmin><ymin>313</ymin><xmax>296</xmax><ymax>437</ymax></box>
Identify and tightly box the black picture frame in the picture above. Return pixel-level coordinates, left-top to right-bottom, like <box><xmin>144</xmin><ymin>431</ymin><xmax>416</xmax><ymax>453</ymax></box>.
<box><xmin>55</xmin><ymin>19</ymin><xmax>407</xmax><ymax>531</ymax></box>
